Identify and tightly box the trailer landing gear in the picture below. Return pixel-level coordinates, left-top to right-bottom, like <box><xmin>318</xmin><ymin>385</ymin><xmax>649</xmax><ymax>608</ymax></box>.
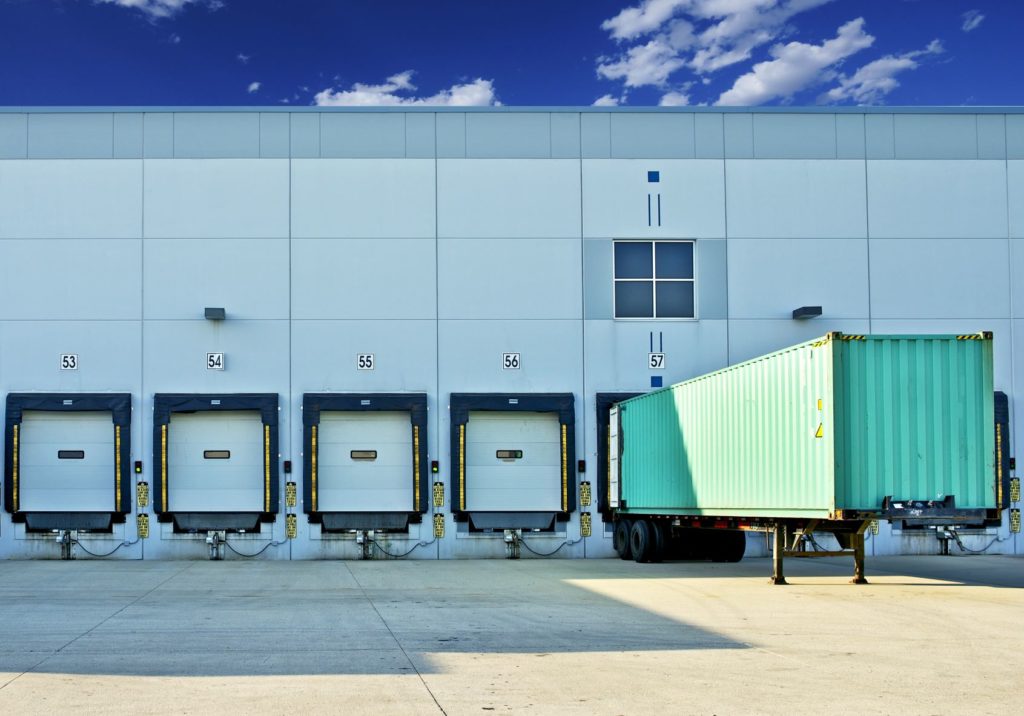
<box><xmin>770</xmin><ymin>520</ymin><xmax>871</xmax><ymax>585</ymax></box>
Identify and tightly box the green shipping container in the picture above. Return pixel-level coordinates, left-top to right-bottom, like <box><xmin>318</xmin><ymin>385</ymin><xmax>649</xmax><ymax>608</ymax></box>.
<box><xmin>610</xmin><ymin>333</ymin><xmax>995</xmax><ymax>520</ymax></box>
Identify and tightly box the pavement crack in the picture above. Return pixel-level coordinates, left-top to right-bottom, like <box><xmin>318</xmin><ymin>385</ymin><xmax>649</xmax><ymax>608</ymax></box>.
<box><xmin>345</xmin><ymin>563</ymin><xmax>447</xmax><ymax>715</ymax></box>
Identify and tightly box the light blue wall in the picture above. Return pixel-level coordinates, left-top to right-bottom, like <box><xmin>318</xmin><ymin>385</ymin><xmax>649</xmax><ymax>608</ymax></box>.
<box><xmin>582</xmin><ymin>159</ymin><xmax>725</xmax><ymax>239</ymax></box>
<box><xmin>143</xmin><ymin>238</ymin><xmax>290</xmax><ymax>320</ymax></box>
<box><xmin>727</xmin><ymin>238</ymin><xmax>869</xmax><ymax>319</ymax></box>
<box><xmin>0</xmin><ymin>160</ymin><xmax>142</xmax><ymax>238</ymax></box>
<box><xmin>1</xmin><ymin>107</ymin><xmax>1022</xmax><ymax>559</ymax></box>
<box><xmin>436</xmin><ymin>159</ymin><xmax>581</xmax><ymax>238</ymax></box>
<box><xmin>0</xmin><ymin>239</ymin><xmax>141</xmax><ymax>320</ymax></box>
<box><xmin>866</xmin><ymin>160</ymin><xmax>1008</xmax><ymax>239</ymax></box>
<box><xmin>143</xmin><ymin>159</ymin><xmax>289</xmax><ymax>238</ymax></box>
<box><xmin>438</xmin><ymin>238</ymin><xmax>581</xmax><ymax>319</ymax></box>
<box><xmin>292</xmin><ymin>238</ymin><xmax>437</xmax><ymax>320</ymax></box>
<box><xmin>290</xmin><ymin>159</ymin><xmax>436</xmax><ymax>238</ymax></box>
<box><xmin>725</xmin><ymin>160</ymin><xmax>866</xmax><ymax>239</ymax></box>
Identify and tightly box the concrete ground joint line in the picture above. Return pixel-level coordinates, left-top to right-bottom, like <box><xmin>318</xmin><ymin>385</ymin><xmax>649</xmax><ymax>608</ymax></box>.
<box><xmin>51</xmin><ymin>562</ymin><xmax>196</xmax><ymax>656</ymax></box>
<box><xmin>0</xmin><ymin>655</ymin><xmax>52</xmax><ymax>693</ymax></box>
<box><xmin>344</xmin><ymin>563</ymin><xmax>447</xmax><ymax>716</ymax></box>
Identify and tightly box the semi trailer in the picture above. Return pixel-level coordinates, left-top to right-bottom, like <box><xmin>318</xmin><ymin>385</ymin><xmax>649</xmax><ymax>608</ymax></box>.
<box><xmin>608</xmin><ymin>332</ymin><xmax>1006</xmax><ymax>584</ymax></box>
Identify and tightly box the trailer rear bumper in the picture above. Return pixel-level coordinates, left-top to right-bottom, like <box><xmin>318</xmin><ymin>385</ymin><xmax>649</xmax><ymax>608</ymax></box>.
<box><xmin>880</xmin><ymin>495</ymin><xmax>990</xmax><ymax>523</ymax></box>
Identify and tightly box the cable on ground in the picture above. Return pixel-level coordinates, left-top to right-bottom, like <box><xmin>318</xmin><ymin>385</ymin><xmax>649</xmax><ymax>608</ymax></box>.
<box><xmin>518</xmin><ymin>536</ymin><xmax>581</xmax><ymax>558</ymax></box>
<box><xmin>369</xmin><ymin>537</ymin><xmax>436</xmax><ymax>559</ymax></box>
<box><xmin>224</xmin><ymin>539</ymin><xmax>287</xmax><ymax>558</ymax></box>
<box><xmin>72</xmin><ymin>537</ymin><xmax>140</xmax><ymax>558</ymax></box>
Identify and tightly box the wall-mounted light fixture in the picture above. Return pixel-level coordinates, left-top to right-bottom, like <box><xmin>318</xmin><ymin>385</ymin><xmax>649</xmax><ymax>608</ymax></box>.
<box><xmin>204</xmin><ymin>307</ymin><xmax>226</xmax><ymax>321</ymax></box>
<box><xmin>792</xmin><ymin>305</ymin><xmax>822</xmax><ymax>320</ymax></box>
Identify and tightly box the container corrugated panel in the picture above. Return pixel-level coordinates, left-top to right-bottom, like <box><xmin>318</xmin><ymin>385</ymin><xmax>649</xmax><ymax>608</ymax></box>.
<box><xmin>833</xmin><ymin>335</ymin><xmax>994</xmax><ymax>510</ymax></box>
<box><xmin>616</xmin><ymin>333</ymin><xmax>995</xmax><ymax>519</ymax></box>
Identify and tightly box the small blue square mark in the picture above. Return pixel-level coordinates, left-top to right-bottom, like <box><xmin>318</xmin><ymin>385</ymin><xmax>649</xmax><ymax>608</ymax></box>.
<box><xmin>651</xmin><ymin>376</ymin><xmax>663</xmax><ymax>388</ymax></box>
<box><xmin>647</xmin><ymin>170</ymin><xmax>660</xmax><ymax>183</ymax></box>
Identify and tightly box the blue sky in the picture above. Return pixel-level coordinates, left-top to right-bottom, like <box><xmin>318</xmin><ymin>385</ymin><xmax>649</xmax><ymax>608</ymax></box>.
<box><xmin>0</xmin><ymin>0</ymin><xmax>1020</xmax><ymax>107</ymax></box>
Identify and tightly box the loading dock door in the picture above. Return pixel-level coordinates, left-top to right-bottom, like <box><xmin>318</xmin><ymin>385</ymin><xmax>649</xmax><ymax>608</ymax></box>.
<box><xmin>465</xmin><ymin>411</ymin><xmax>562</xmax><ymax>512</ymax></box>
<box><xmin>167</xmin><ymin>411</ymin><xmax>264</xmax><ymax>513</ymax></box>
<box><xmin>317</xmin><ymin>411</ymin><xmax>413</xmax><ymax>512</ymax></box>
<box><xmin>19</xmin><ymin>411</ymin><xmax>115</xmax><ymax>512</ymax></box>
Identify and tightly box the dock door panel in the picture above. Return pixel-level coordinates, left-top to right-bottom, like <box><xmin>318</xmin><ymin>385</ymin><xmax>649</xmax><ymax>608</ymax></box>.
<box><xmin>19</xmin><ymin>411</ymin><xmax>116</xmax><ymax>513</ymax></box>
<box><xmin>152</xmin><ymin>393</ymin><xmax>279</xmax><ymax>530</ymax></box>
<box><xmin>302</xmin><ymin>393</ymin><xmax>429</xmax><ymax>531</ymax></box>
<box><xmin>166</xmin><ymin>411</ymin><xmax>265</xmax><ymax>513</ymax></box>
<box><xmin>317</xmin><ymin>411</ymin><xmax>414</xmax><ymax>513</ymax></box>
<box><xmin>4</xmin><ymin>393</ymin><xmax>132</xmax><ymax>531</ymax></box>
<box><xmin>449</xmin><ymin>393</ymin><xmax>576</xmax><ymax>529</ymax></box>
<box><xmin>464</xmin><ymin>412</ymin><xmax>562</xmax><ymax>512</ymax></box>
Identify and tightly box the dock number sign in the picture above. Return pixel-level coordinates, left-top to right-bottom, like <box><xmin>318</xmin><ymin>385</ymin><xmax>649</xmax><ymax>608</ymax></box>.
<box><xmin>60</xmin><ymin>354</ymin><xmax>78</xmax><ymax>371</ymax></box>
<box><xmin>206</xmin><ymin>353</ymin><xmax>225</xmax><ymax>371</ymax></box>
<box><xmin>357</xmin><ymin>353</ymin><xmax>375</xmax><ymax>370</ymax></box>
<box><xmin>502</xmin><ymin>353</ymin><xmax>521</xmax><ymax>370</ymax></box>
<box><xmin>648</xmin><ymin>353</ymin><xmax>666</xmax><ymax>369</ymax></box>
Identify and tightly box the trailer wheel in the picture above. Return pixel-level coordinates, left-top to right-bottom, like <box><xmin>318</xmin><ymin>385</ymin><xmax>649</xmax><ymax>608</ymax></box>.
<box><xmin>613</xmin><ymin>519</ymin><xmax>633</xmax><ymax>560</ymax></box>
<box><xmin>710</xmin><ymin>530</ymin><xmax>746</xmax><ymax>563</ymax></box>
<box><xmin>630</xmin><ymin>520</ymin><xmax>653</xmax><ymax>563</ymax></box>
<box><xmin>649</xmin><ymin>520</ymin><xmax>666</xmax><ymax>563</ymax></box>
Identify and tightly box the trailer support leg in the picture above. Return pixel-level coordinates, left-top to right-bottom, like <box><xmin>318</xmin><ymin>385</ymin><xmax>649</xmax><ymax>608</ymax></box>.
<box><xmin>770</xmin><ymin>523</ymin><xmax>787</xmax><ymax>585</ymax></box>
<box><xmin>851</xmin><ymin>525</ymin><xmax>868</xmax><ymax>585</ymax></box>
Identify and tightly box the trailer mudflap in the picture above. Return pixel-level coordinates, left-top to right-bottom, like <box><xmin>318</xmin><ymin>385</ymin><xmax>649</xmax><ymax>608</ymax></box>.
<box><xmin>881</xmin><ymin>496</ymin><xmax>987</xmax><ymax>522</ymax></box>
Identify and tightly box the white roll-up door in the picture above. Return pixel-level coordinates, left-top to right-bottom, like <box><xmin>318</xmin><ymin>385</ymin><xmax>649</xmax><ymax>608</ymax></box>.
<box><xmin>465</xmin><ymin>411</ymin><xmax>561</xmax><ymax>512</ymax></box>
<box><xmin>167</xmin><ymin>411</ymin><xmax>264</xmax><ymax>512</ymax></box>
<box><xmin>317</xmin><ymin>411</ymin><xmax>413</xmax><ymax>512</ymax></box>
<box><xmin>19</xmin><ymin>411</ymin><xmax>115</xmax><ymax>512</ymax></box>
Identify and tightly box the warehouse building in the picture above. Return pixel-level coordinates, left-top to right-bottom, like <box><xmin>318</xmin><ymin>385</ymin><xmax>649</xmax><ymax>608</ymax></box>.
<box><xmin>0</xmin><ymin>106</ymin><xmax>1020</xmax><ymax>560</ymax></box>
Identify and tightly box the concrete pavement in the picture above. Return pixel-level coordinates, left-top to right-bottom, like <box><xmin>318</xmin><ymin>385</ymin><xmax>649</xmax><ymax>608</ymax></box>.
<box><xmin>0</xmin><ymin>555</ymin><xmax>1020</xmax><ymax>714</ymax></box>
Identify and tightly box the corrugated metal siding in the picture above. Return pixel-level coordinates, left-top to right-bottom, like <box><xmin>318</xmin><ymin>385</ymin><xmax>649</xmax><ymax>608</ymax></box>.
<box><xmin>834</xmin><ymin>336</ymin><xmax>995</xmax><ymax>510</ymax></box>
<box><xmin>618</xmin><ymin>333</ymin><xmax>995</xmax><ymax>518</ymax></box>
<box><xmin>618</xmin><ymin>338</ymin><xmax>834</xmax><ymax>517</ymax></box>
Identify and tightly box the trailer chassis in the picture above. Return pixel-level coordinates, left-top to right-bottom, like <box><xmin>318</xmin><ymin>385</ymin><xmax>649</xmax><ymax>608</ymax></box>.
<box><xmin>769</xmin><ymin>519</ymin><xmax>872</xmax><ymax>586</ymax></box>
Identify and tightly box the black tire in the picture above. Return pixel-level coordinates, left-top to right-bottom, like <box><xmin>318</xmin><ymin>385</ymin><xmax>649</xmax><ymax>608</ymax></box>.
<box><xmin>709</xmin><ymin>530</ymin><xmax>747</xmax><ymax>563</ymax></box>
<box><xmin>649</xmin><ymin>520</ymin><xmax>666</xmax><ymax>563</ymax></box>
<box><xmin>613</xmin><ymin>519</ymin><xmax>633</xmax><ymax>560</ymax></box>
<box><xmin>630</xmin><ymin>520</ymin><xmax>653</xmax><ymax>563</ymax></box>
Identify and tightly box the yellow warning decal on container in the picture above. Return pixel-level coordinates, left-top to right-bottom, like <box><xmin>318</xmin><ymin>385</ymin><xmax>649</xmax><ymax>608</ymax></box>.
<box><xmin>433</xmin><ymin>513</ymin><xmax>445</xmax><ymax>538</ymax></box>
<box><xmin>286</xmin><ymin>514</ymin><xmax>297</xmax><ymax>539</ymax></box>
<box><xmin>956</xmin><ymin>334</ymin><xmax>985</xmax><ymax>340</ymax></box>
<box><xmin>580</xmin><ymin>512</ymin><xmax>592</xmax><ymax>538</ymax></box>
<box><xmin>137</xmin><ymin>481</ymin><xmax>149</xmax><ymax>508</ymax></box>
<box><xmin>285</xmin><ymin>481</ymin><xmax>297</xmax><ymax>508</ymax></box>
<box><xmin>137</xmin><ymin>513</ymin><xmax>150</xmax><ymax>539</ymax></box>
<box><xmin>838</xmin><ymin>335</ymin><xmax>865</xmax><ymax>341</ymax></box>
<box><xmin>815</xmin><ymin>423</ymin><xmax>824</xmax><ymax>439</ymax></box>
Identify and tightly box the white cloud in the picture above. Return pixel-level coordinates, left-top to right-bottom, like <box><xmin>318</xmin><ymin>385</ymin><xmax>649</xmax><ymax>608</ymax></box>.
<box><xmin>247</xmin><ymin>81</ymin><xmax>261</xmax><ymax>94</ymax></box>
<box><xmin>237</xmin><ymin>53</ymin><xmax>251</xmax><ymax>64</ymax></box>
<box><xmin>597</xmin><ymin>39</ymin><xmax>686</xmax><ymax>87</ymax></box>
<box><xmin>593</xmin><ymin>94</ymin><xmax>621</xmax><ymax>106</ymax></box>
<box><xmin>94</xmin><ymin>0</ymin><xmax>223</xmax><ymax>20</ymax></box>
<box><xmin>596</xmin><ymin>0</ymin><xmax>837</xmax><ymax>94</ymax></box>
<box><xmin>961</xmin><ymin>9</ymin><xmax>985</xmax><ymax>33</ymax></box>
<box><xmin>602</xmin><ymin>0</ymin><xmax>690</xmax><ymax>40</ymax></box>
<box><xmin>716</xmin><ymin>17</ymin><xmax>873</xmax><ymax>105</ymax></box>
<box><xmin>314</xmin><ymin>71</ymin><xmax>499</xmax><ymax>107</ymax></box>
<box><xmin>821</xmin><ymin>39</ymin><xmax>943</xmax><ymax>104</ymax></box>
<box><xmin>659</xmin><ymin>90</ymin><xmax>690</xmax><ymax>106</ymax></box>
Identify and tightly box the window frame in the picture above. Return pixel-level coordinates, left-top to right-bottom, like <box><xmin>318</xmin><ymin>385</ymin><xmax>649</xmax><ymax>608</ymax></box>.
<box><xmin>612</xmin><ymin>239</ymin><xmax>697</xmax><ymax>320</ymax></box>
